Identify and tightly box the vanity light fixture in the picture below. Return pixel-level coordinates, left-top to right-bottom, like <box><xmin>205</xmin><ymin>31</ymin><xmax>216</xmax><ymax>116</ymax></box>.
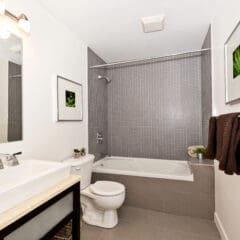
<box><xmin>18</xmin><ymin>14</ymin><xmax>30</xmax><ymax>33</ymax></box>
<box><xmin>0</xmin><ymin>0</ymin><xmax>30</xmax><ymax>34</ymax></box>
<box><xmin>5</xmin><ymin>10</ymin><xmax>31</xmax><ymax>33</ymax></box>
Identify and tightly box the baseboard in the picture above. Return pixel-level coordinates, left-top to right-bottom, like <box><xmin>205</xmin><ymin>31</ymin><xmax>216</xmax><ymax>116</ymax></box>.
<box><xmin>214</xmin><ymin>212</ymin><xmax>229</xmax><ymax>240</ymax></box>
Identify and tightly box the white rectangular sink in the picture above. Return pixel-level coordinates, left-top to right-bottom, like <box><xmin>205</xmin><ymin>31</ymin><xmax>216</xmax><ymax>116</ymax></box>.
<box><xmin>0</xmin><ymin>159</ymin><xmax>71</xmax><ymax>214</ymax></box>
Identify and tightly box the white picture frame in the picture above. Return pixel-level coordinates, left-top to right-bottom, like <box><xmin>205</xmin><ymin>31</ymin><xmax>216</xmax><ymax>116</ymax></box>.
<box><xmin>57</xmin><ymin>76</ymin><xmax>83</xmax><ymax>121</ymax></box>
<box><xmin>225</xmin><ymin>20</ymin><xmax>240</xmax><ymax>104</ymax></box>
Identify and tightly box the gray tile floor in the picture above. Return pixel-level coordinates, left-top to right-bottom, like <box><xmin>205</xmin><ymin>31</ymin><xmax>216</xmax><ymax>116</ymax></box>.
<box><xmin>81</xmin><ymin>206</ymin><xmax>220</xmax><ymax>240</ymax></box>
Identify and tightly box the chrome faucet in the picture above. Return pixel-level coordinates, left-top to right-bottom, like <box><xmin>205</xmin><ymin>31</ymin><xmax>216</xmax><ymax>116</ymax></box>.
<box><xmin>0</xmin><ymin>152</ymin><xmax>22</xmax><ymax>167</ymax></box>
<box><xmin>96</xmin><ymin>132</ymin><xmax>103</xmax><ymax>144</ymax></box>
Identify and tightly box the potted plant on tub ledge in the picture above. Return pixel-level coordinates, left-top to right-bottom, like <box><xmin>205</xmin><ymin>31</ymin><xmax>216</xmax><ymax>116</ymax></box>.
<box><xmin>193</xmin><ymin>147</ymin><xmax>206</xmax><ymax>161</ymax></box>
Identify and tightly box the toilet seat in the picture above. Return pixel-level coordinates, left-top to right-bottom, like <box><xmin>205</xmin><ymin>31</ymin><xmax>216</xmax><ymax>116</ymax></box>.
<box><xmin>90</xmin><ymin>181</ymin><xmax>125</xmax><ymax>196</ymax></box>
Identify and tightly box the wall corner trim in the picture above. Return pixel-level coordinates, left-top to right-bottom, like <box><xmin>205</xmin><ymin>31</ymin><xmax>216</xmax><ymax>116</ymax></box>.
<box><xmin>214</xmin><ymin>212</ymin><xmax>229</xmax><ymax>240</ymax></box>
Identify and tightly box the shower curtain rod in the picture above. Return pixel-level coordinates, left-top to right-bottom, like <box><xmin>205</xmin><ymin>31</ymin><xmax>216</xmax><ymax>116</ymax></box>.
<box><xmin>90</xmin><ymin>48</ymin><xmax>211</xmax><ymax>69</ymax></box>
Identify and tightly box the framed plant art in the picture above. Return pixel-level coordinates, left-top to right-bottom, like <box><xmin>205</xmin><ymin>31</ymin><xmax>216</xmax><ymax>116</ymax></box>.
<box><xmin>57</xmin><ymin>76</ymin><xmax>83</xmax><ymax>121</ymax></box>
<box><xmin>225</xmin><ymin>20</ymin><xmax>240</xmax><ymax>104</ymax></box>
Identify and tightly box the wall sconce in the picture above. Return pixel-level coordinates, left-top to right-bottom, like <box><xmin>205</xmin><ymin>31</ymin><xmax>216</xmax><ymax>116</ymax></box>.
<box><xmin>0</xmin><ymin>0</ymin><xmax>30</xmax><ymax>34</ymax></box>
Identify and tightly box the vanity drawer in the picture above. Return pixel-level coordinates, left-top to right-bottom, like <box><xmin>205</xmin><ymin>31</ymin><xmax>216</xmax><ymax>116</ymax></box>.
<box><xmin>71</xmin><ymin>166</ymin><xmax>83</xmax><ymax>175</ymax></box>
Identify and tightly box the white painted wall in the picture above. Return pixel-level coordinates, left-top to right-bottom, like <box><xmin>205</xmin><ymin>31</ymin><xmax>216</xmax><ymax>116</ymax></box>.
<box><xmin>0</xmin><ymin>0</ymin><xmax>88</xmax><ymax>161</ymax></box>
<box><xmin>211</xmin><ymin>0</ymin><xmax>240</xmax><ymax>239</ymax></box>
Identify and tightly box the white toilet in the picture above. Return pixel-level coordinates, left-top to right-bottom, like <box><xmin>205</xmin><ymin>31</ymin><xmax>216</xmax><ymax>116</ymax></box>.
<box><xmin>64</xmin><ymin>154</ymin><xmax>125</xmax><ymax>228</ymax></box>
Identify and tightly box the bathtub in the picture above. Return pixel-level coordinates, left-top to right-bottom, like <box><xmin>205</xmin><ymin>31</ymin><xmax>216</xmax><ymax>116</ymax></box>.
<box><xmin>93</xmin><ymin>156</ymin><xmax>193</xmax><ymax>182</ymax></box>
<box><xmin>92</xmin><ymin>156</ymin><xmax>215</xmax><ymax>219</ymax></box>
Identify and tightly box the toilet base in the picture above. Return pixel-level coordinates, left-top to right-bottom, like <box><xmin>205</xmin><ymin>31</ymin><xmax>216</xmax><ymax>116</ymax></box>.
<box><xmin>83</xmin><ymin>209</ymin><xmax>118</xmax><ymax>229</ymax></box>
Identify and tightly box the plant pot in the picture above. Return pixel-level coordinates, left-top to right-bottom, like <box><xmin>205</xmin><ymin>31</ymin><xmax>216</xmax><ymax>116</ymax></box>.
<box><xmin>73</xmin><ymin>152</ymin><xmax>81</xmax><ymax>159</ymax></box>
<box><xmin>197</xmin><ymin>153</ymin><xmax>204</xmax><ymax>161</ymax></box>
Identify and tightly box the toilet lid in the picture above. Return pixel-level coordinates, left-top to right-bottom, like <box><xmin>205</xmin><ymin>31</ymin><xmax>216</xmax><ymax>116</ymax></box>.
<box><xmin>90</xmin><ymin>181</ymin><xmax>125</xmax><ymax>196</ymax></box>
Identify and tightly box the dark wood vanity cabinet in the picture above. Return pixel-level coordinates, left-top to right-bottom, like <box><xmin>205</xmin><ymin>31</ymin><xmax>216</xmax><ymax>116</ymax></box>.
<box><xmin>0</xmin><ymin>182</ymin><xmax>81</xmax><ymax>240</ymax></box>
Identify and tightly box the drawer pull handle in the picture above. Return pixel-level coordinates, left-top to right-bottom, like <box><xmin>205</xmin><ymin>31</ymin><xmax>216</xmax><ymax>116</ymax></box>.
<box><xmin>75</xmin><ymin>167</ymin><xmax>81</xmax><ymax>171</ymax></box>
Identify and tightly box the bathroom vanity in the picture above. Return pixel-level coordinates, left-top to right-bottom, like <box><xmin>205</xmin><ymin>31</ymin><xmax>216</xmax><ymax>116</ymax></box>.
<box><xmin>0</xmin><ymin>27</ymin><xmax>83</xmax><ymax>239</ymax></box>
<box><xmin>0</xmin><ymin>160</ymin><xmax>81</xmax><ymax>240</ymax></box>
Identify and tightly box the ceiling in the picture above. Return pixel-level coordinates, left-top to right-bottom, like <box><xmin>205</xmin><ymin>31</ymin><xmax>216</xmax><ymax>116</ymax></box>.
<box><xmin>37</xmin><ymin>0</ymin><xmax>216</xmax><ymax>63</ymax></box>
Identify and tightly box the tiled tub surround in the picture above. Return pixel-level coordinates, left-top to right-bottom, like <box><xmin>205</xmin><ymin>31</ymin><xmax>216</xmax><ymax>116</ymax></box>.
<box><xmin>107</xmin><ymin>56</ymin><xmax>202</xmax><ymax>160</ymax></box>
<box><xmin>93</xmin><ymin>162</ymin><xmax>214</xmax><ymax>220</ymax></box>
<box><xmin>88</xmin><ymin>48</ymin><xmax>108</xmax><ymax>161</ymax></box>
<box><xmin>88</xmin><ymin>36</ymin><xmax>212</xmax><ymax>161</ymax></box>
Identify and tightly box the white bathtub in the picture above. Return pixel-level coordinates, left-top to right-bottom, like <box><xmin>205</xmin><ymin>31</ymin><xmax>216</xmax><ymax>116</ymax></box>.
<box><xmin>93</xmin><ymin>156</ymin><xmax>194</xmax><ymax>182</ymax></box>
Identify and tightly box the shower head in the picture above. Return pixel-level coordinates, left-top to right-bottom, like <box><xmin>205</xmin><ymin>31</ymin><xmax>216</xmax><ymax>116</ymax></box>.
<box><xmin>98</xmin><ymin>75</ymin><xmax>111</xmax><ymax>84</ymax></box>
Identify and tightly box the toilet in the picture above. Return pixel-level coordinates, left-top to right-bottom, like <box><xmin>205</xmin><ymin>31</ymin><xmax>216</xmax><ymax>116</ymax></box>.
<box><xmin>63</xmin><ymin>154</ymin><xmax>125</xmax><ymax>228</ymax></box>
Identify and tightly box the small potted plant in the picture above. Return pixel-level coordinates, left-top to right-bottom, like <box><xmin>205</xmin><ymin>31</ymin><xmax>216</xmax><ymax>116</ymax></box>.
<box><xmin>80</xmin><ymin>148</ymin><xmax>86</xmax><ymax>157</ymax></box>
<box><xmin>193</xmin><ymin>147</ymin><xmax>206</xmax><ymax>160</ymax></box>
<box><xmin>73</xmin><ymin>149</ymin><xmax>81</xmax><ymax>159</ymax></box>
<box><xmin>73</xmin><ymin>148</ymin><xmax>86</xmax><ymax>158</ymax></box>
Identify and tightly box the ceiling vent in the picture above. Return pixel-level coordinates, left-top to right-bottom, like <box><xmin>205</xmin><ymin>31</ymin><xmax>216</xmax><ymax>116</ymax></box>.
<box><xmin>141</xmin><ymin>15</ymin><xmax>165</xmax><ymax>33</ymax></box>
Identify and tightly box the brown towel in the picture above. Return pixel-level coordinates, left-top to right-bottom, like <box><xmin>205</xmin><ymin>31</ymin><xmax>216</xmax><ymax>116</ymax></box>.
<box><xmin>217</xmin><ymin>113</ymin><xmax>240</xmax><ymax>174</ymax></box>
<box><xmin>226</xmin><ymin>118</ymin><xmax>240</xmax><ymax>174</ymax></box>
<box><xmin>205</xmin><ymin>117</ymin><xmax>217</xmax><ymax>159</ymax></box>
<box><xmin>205</xmin><ymin>113</ymin><xmax>240</xmax><ymax>174</ymax></box>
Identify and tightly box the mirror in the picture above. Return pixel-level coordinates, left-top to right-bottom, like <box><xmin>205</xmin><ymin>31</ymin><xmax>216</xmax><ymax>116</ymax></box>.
<box><xmin>0</xmin><ymin>34</ymin><xmax>22</xmax><ymax>143</ymax></box>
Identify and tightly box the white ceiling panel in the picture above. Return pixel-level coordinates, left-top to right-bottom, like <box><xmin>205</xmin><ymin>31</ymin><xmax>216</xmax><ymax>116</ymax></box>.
<box><xmin>37</xmin><ymin>0</ymin><xmax>217</xmax><ymax>62</ymax></box>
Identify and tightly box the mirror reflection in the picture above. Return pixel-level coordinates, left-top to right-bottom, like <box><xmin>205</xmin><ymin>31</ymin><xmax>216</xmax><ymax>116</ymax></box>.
<box><xmin>0</xmin><ymin>34</ymin><xmax>22</xmax><ymax>143</ymax></box>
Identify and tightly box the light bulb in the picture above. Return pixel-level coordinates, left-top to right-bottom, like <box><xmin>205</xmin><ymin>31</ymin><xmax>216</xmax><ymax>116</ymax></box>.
<box><xmin>0</xmin><ymin>28</ymin><xmax>10</xmax><ymax>39</ymax></box>
<box><xmin>18</xmin><ymin>14</ymin><xmax>30</xmax><ymax>33</ymax></box>
<box><xmin>0</xmin><ymin>1</ymin><xmax>5</xmax><ymax>15</ymax></box>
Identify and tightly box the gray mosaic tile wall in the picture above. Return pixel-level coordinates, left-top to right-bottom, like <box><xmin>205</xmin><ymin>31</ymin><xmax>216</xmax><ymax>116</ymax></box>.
<box><xmin>107</xmin><ymin>56</ymin><xmax>203</xmax><ymax>160</ymax></box>
<box><xmin>8</xmin><ymin>61</ymin><xmax>22</xmax><ymax>142</ymax></box>
<box><xmin>88</xmin><ymin>48</ymin><xmax>108</xmax><ymax>160</ymax></box>
<box><xmin>201</xmin><ymin>27</ymin><xmax>212</xmax><ymax>147</ymax></box>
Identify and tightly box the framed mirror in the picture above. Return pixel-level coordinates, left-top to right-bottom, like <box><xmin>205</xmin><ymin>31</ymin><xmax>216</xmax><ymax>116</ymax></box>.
<box><xmin>0</xmin><ymin>34</ymin><xmax>22</xmax><ymax>143</ymax></box>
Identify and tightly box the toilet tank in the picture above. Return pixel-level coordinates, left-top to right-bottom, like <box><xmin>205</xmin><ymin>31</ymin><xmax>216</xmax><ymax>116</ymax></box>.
<box><xmin>63</xmin><ymin>154</ymin><xmax>95</xmax><ymax>190</ymax></box>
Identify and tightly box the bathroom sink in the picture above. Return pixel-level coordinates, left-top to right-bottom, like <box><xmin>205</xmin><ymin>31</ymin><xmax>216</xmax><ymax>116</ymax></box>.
<box><xmin>0</xmin><ymin>159</ymin><xmax>71</xmax><ymax>214</ymax></box>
